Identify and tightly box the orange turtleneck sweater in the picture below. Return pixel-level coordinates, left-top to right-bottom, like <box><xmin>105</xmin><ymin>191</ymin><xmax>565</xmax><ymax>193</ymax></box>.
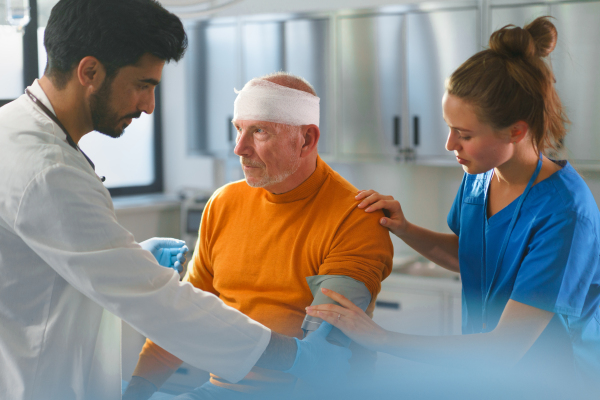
<box><xmin>134</xmin><ymin>157</ymin><xmax>393</xmax><ymax>392</ymax></box>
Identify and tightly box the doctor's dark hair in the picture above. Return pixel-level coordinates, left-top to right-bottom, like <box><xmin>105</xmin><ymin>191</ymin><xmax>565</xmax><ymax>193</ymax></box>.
<box><xmin>44</xmin><ymin>0</ymin><xmax>187</xmax><ymax>89</ymax></box>
<box><xmin>446</xmin><ymin>17</ymin><xmax>568</xmax><ymax>154</ymax></box>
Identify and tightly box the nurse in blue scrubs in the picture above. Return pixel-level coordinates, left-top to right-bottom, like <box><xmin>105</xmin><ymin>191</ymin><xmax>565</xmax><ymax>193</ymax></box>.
<box><xmin>306</xmin><ymin>16</ymin><xmax>600</xmax><ymax>394</ymax></box>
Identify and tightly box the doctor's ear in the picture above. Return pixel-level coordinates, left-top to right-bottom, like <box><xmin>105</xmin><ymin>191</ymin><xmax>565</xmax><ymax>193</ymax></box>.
<box><xmin>76</xmin><ymin>56</ymin><xmax>107</xmax><ymax>92</ymax></box>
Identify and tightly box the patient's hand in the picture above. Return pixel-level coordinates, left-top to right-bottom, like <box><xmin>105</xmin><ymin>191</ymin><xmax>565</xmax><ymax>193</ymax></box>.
<box><xmin>356</xmin><ymin>190</ymin><xmax>407</xmax><ymax>237</ymax></box>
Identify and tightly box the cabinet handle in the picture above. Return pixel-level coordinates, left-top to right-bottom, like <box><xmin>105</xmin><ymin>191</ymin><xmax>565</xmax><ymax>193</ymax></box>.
<box><xmin>413</xmin><ymin>116</ymin><xmax>420</xmax><ymax>146</ymax></box>
<box><xmin>376</xmin><ymin>300</ymin><xmax>401</xmax><ymax>310</ymax></box>
<box><xmin>228</xmin><ymin>116</ymin><xmax>234</xmax><ymax>142</ymax></box>
<box><xmin>393</xmin><ymin>116</ymin><xmax>401</xmax><ymax>147</ymax></box>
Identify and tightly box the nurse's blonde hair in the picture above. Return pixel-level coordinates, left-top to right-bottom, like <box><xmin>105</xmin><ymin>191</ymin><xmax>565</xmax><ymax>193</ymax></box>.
<box><xmin>446</xmin><ymin>17</ymin><xmax>569</xmax><ymax>155</ymax></box>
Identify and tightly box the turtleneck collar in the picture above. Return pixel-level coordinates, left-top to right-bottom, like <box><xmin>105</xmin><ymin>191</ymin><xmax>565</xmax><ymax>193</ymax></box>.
<box><xmin>263</xmin><ymin>156</ymin><xmax>328</xmax><ymax>204</ymax></box>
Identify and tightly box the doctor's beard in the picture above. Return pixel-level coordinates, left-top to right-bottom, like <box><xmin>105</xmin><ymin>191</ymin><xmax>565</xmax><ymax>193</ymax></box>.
<box><xmin>90</xmin><ymin>78</ymin><xmax>141</xmax><ymax>138</ymax></box>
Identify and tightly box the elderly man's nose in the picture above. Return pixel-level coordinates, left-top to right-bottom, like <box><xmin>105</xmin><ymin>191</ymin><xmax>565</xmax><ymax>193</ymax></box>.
<box><xmin>234</xmin><ymin>130</ymin><xmax>250</xmax><ymax>156</ymax></box>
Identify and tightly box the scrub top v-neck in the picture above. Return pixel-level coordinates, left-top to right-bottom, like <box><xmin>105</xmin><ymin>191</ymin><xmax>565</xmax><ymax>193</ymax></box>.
<box><xmin>447</xmin><ymin>160</ymin><xmax>600</xmax><ymax>383</ymax></box>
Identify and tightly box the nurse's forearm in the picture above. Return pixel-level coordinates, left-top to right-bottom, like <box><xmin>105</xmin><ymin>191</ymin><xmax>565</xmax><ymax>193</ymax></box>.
<box><xmin>375</xmin><ymin>300</ymin><xmax>553</xmax><ymax>370</ymax></box>
<box><xmin>254</xmin><ymin>331</ymin><xmax>297</xmax><ymax>370</ymax></box>
<box><xmin>376</xmin><ymin>330</ymin><xmax>512</xmax><ymax>370</ymax></box>
<box><xmin>398</xmin><ymin>222</ymin><xmax>459</xmax><ymax>272</ymax></box>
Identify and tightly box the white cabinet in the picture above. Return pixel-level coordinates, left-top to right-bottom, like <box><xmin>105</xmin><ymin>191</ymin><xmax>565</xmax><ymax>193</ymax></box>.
<box><xmin>337</xmin><ymin>13</ymin><xmax>406</xmax><ymax>159</ymax></box>
<box><xmin>184</xmin><ymin>20</ymin><xmax>239</xmax><ymax>156</ymax></box>
<box><xmin>551</xmin><ymin>1</ymin><xmax>600</xmax><ymax>164</ymax></box>
<box><xmin>406</xmin><ymin>7</ymin><xmax>480</xmax><ymax>163</ymax></box>
<box><xmin>336</xmin><ymin>5</ymin><xmax>480</xmax><ymax>163</ymax></box>
<box><xmin>373</xmin><ymin>273</ymin><xmax>462</xmax><ymax>336</ymax></box>
<box><xmin>284</xmin><ymin>18</ymin><xmax>332</xmax><ymax>154</ymax></box>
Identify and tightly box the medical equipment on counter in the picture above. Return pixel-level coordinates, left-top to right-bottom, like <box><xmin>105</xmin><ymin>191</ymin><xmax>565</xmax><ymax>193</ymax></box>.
<box><xmin>302</xmin><ymin>275</ymin><xmax>371</xmax><ymax>347</ymax></box>
<box><xmin>179</xmin><ymin>189</ymin><xmax>212</xmax><ymax>252</ymax></box>
<box><xmin>25</xmin><ymin>88</ymin><xmax>106</xmax><ymax>183</ymax></box>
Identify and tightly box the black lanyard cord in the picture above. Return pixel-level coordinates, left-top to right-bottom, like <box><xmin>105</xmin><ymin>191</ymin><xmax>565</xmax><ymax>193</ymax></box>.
<box><xmin>25</xmin><ymin>89</ymin><xmax>105</xmax><ymax>183</ymax></box>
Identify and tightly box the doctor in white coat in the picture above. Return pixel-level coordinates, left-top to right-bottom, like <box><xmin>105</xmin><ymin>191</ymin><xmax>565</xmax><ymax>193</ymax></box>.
<box><xmin>0</xmin><ymin>1</ymin><xmax>351</xmax><ymax>399</ymax></box>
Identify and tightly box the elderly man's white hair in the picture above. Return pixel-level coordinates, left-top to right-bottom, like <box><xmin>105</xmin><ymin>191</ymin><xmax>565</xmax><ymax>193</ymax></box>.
<box><xmin>259</xmin><ymin>71</ymin><xmax>317</xmax><ymax>97</ymax></box>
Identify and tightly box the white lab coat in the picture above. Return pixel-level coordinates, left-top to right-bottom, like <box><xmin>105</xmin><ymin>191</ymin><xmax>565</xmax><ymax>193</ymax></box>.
<box><xmin>0</xmin><ymin>81</ymin><xmax>271</xmax><ymax>400</ymax></box>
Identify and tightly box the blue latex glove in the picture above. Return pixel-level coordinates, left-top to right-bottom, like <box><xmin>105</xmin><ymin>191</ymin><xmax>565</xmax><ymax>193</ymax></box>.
<box><xmin>284</xmin><ymin>322</ymin><xmax>352</xmax><ymax>386</ymax></box>
<box><xmin>140</xmin><ymin>238</ymin><xmax>188</xmax><ymax>273</ymax></box>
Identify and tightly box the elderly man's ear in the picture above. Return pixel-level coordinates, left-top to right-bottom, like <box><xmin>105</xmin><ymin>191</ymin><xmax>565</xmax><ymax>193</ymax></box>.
<box><xmin>300</xmin><ymin>125</ymin><xmax>320</xmax><ymax>157</ymax></box>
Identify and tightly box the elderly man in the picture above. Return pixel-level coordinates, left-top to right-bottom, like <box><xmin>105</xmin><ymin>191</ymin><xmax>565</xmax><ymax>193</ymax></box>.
<box><xmin>126</xmin><ymin>72</ymin><xmax>393</xmax><ymax>399</ymax></box>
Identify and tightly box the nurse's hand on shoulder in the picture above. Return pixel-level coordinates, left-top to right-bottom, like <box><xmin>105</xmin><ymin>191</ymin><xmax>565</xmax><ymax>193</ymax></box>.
<box><xmin>356</xmin><ymin>190</ymin><xmax>407</xmax><ymax>236</ymax></box>
<box><xmin>306</xmin><ymin>288</ymin><xmax>388</xmax><ymax>353</ymax></box>
<box><xmin>140</xmin><ymin>238</ymin><xmax>188</xmax><ymax>273</ymax></box>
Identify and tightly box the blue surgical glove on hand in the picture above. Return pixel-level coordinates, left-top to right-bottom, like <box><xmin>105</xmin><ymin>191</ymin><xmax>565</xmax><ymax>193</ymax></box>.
<box><xmin>284</xmin><ymin>322</ymin><xmax>352</xmax><ymax>386</ymax></box>
<box><xmin>140</xmin><ymin>238</ymin><xmax>188</xmax><ymax>273</ymax></box>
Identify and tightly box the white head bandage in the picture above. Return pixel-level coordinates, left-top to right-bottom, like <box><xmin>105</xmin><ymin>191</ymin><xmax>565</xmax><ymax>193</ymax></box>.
<box><xmin>233</xmin><ymin>79</ymin><xmax>320</xmax><ymax>127</ymax></box>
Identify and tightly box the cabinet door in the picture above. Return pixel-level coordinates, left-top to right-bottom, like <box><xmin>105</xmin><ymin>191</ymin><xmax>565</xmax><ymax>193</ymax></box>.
<box><xmin>551</xmin><ymin>2</ymin><xmax>600</xmax><ymax>163</ymax></box>
<box><xmin>407</xmin><ymin>8</ymin><xmax>479</xmax><ymax>162</ymax></box>
<box><xmin>202</xmin><ymin>23</ymin><xmax>239</xmax><ymax>156</ymax></box>
<box><xmin>186</xmin><ymin>22</ymin><xmax>238</xmax><ymax>155</ymax></box>
<box><xmin>373</xmin><ymin>289</ymin><xmax>444</xmax><ymax>336</ymax></box>
<box><xmin>338</xmin><ymin>14</ymin><xmax>405</xmax><ymax>158</ymax></box>
<box><xmin>284</xmin><ymin>18</ymin><xmax>331</xmax><ymax>154</ymax></box>
<box><xmin>242</xmin><ymin>21</ymin><xmax>284</xmax><ymax>83</ymax></box>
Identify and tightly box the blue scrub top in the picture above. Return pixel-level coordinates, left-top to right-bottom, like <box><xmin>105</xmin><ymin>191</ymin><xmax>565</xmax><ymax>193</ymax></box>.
<box><xmin>448</xmin><ymin>161</ymin><xmax>600</xmax><ymax>383</ymax></box>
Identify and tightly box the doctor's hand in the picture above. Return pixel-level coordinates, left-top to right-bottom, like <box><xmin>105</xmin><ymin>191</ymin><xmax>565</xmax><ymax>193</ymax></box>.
<box><xmin>284</xmin><ymin>322</ymin><xmax>352</xmax><ymax>387</ymax></box>
<box><xmin>306</xmin><ymin>288</ymin><xmax>389</xmax><ymax>353</ymax></box>
<box><xmin>140</xmin><ymin>238</ymin><xmax>188</xmax><ymax>273</ymax></box>
<box><xmin>356</xmin><ymin>190</ymin><xmax>407</xmax><ymax>236</ymax></box>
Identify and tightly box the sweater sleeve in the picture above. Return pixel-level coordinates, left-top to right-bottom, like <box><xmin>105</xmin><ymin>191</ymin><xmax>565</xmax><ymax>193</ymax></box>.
<box><xmin>318</xmin><ymin>206</ymin><xmax>393</xmax><ymax>298</ymax></box>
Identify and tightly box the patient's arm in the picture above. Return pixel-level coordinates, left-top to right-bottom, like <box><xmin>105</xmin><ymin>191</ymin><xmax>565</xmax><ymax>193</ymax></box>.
<box><xmin>302</xmin><ymin>275</ymin><xmax>371</xmax><ymax>347</ymax></box>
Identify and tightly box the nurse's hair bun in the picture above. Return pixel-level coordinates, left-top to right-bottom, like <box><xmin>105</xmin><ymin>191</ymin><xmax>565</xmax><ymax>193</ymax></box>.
<box><xmin>447</xmin><ymin>15</ymin><xmax>568</xmax><ymax>156</ymax></box>
<box><xmin>489</xmin><ymin>16</ymin><xmax>557</xmax><ymax>59</ymax></box>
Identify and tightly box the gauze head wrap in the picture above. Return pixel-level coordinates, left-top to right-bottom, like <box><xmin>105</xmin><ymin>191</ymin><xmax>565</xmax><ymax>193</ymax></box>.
<box><xmin>233</xmin><ymin>78</ymin><xmax>320</xmax><ymax>127</ymax></box>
